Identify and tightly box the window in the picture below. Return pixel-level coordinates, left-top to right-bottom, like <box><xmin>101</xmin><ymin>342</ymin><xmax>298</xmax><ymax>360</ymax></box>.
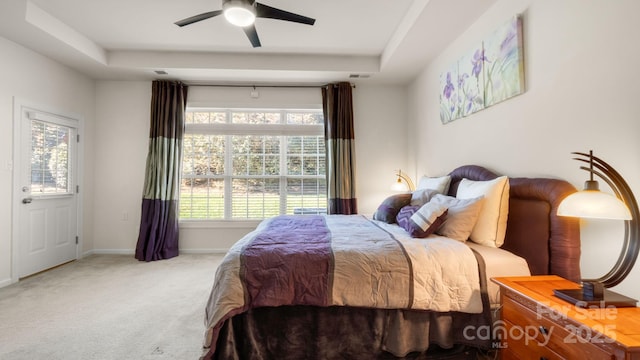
<box><xmin>30</xmin><ymin>119</ymin><xmax>73</xmax><ymax>195</ymax></box>
<box><xmin>180</xmin><ymin>109</ymin><xmax>326</xmax><ymax>220</ymax></box>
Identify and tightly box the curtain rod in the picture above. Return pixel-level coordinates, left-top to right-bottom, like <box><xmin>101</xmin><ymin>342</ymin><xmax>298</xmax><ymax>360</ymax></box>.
<box><xmin>184</xmin><ymin>83</ymin><xmax>356</xmax><ymax>89</ymax></box>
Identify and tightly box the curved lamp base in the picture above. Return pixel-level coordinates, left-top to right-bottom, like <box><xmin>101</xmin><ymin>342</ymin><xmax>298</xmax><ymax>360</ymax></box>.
<box><xmin>562</xmin><ymin>151</ymin><xmax>640</xmax><ymax>289</ymax></box>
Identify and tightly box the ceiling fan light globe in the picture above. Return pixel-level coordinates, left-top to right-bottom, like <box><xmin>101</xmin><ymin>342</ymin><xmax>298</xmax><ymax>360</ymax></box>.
<box><xmin>224</xmin><ymin>5</ymin><xmax>256</xmax><ymax>27</ymax></box>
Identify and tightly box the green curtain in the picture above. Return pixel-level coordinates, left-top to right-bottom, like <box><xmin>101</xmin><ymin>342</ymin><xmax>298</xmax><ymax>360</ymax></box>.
<box><xmin>135</xmin><ymin>80</ymin><xmax>188</xmax><ymax>261</ymax></box>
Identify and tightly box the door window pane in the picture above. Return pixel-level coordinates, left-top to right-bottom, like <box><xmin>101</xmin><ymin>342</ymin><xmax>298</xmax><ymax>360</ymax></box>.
<box><xmin>30</xmin><ymin>120</ymin><xmax>71</xmax><ymax>194</ymax></box>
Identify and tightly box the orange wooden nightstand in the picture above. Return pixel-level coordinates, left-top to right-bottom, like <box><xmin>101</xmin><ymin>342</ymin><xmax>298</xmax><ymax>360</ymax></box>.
<box><xmin>492</xmin><ymin>276</ymin><xmax>640</xmax><ymax>360</ymax></box>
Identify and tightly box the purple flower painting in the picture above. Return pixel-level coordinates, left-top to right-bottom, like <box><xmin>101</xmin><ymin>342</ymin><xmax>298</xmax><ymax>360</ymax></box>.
<box><xmin>483</xmin><ymin>16</ymin><xmax>525</xmax><ymax>107</ymax></box>
<box><xmin>439</xmin><ymin>15</ymin><xmax>524</xmax><ymax>124</ymax></box>
<box><xmin>458</xmin><ymin>47</ymin><xmax>486</xmax><ymax>117</ymax></box>
<box><xmin>439</xmin><ymin>63</ymin><xmax>461</xmax><ymax>123</ymax></box>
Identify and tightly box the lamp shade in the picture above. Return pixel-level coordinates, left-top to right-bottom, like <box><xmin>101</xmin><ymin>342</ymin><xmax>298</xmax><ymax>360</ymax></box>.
<box><xmin>558</xmin><ymin>190</ymin><xmax>632</xmax><ymax>220</ymax></box>
<box><xmin>223</xmin><ymin>1</ymin><xmax>256</xmax><ymax>27</ymax></box>
<box><xmin>391</xmin><ymin>179</ymin><xmax>409</xmax><ymax>193</ymax></box>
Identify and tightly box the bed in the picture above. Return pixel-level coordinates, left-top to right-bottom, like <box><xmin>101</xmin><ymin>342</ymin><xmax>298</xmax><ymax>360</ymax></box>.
<box><xmin>200</xmin><ymin>165</ymin><xmax>581</xmax><ymax>359</ymax></box>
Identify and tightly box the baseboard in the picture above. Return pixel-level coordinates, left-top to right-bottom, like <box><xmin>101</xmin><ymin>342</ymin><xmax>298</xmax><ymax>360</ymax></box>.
<box><xmin>83</xmin><ymin>248</ymin><xmax>229</xmax><ymax>256</ymax></box>
<box><xmin>0</xmin><ymin>277</ymin><xmax>14</xmax><ymax>289</ymax></box>
<box><xmin>85</xmin><ymin>249</ymin><xmax>135</xmax><ymax>256</ymax></box>
<box><xmin>81</xmin><ymin>249</ymin><xmax>95</xmax><ymax>257</ymax></box>
<box><xmin>180</xmin><ymin>248</ymin><xmax>229</xmax><ymax>255</ymax></box>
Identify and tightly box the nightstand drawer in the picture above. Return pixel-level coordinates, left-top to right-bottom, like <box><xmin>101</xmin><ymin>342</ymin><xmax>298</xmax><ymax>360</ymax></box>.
<box><xmin>502</xmin><ymin>296</ymin><xmax>614</xmax><ymax>360</ymax></box>
<box><xmin>502</xmin><ymin>318</ymin><xmax>564</xmax><ymax>359</ymax></box>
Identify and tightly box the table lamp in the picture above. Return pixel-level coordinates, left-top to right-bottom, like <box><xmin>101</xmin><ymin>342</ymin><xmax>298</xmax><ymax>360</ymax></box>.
<box><xmin>556</xmin><ymin>150</ymin><xmax>639</xmax><ymax>307</ymax></box>
<box><xmin>391</xmin><ymin>169</ymin><xmax>415</xmax><ymax>192</ymax></box>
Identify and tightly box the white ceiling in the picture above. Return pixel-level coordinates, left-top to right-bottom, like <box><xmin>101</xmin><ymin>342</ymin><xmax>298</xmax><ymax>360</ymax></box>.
<box><xmin>0</xmin><ymin>0</ymin><xmax>497</xmax><ymax>85</ymax></box>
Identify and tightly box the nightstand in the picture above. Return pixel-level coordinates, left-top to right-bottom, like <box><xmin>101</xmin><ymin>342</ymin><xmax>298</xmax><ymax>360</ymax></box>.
<box><xmin>492</xmin><ymin>276</ymin><xmax>640</xmax><ymax>360</ymax></box>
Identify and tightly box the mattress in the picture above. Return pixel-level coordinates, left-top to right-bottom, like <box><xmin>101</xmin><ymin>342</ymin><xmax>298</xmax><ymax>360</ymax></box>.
<box><xmin>466</xmin><ymin>242</ymin><xmax>531</xmax><ymax>307</ymax></box>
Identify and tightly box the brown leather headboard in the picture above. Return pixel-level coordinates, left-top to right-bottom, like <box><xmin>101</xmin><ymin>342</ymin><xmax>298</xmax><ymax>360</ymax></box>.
<box><xmin>447</xmin><ymin>165</ymin><xmax>581</xmax><ymax>282</ymax></box>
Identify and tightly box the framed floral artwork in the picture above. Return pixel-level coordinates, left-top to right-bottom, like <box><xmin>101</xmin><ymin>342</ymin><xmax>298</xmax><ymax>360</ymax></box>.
<box><xmin>483</xmin><ymin>15</ymin><xmax>525</xmax><ymax>107</ymax></box>
<box><xmin>439</xmin><ymin>63</ymin><xmax>460</xmax><ymax>124</ymax></box>
<box><xmin>458</xmin><ymin>45</ymin><xmax>486</xmax><ymax>117</ymax></box>
<box><xmin>439</xmin><ymin>15</ymin><xmax>524</xmax><ymax>124</ymax></box>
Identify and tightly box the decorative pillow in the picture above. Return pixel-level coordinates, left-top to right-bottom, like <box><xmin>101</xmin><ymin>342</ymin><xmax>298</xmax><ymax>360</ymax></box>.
<box><xmin>430</xmin><ymin>194</ymin><xmax>485</xmax><ymax>242</ymax></box>
<box><xmin>396</xmin><ymin>205</ymin><xmax>448</xmax><ymax>238</ymax></box>
<box><xmin>396</xmin><ymin>205</ymin><xmax>420</xmax><ymax>235</ymax></box>
<box><xmin>456</xmin><ymin>176</ymin><xmax>510</xmax><ymax>248</ymax></box>
<box><xmin>410</xmin><ymin>188</ymin><xmax>439</xmax><ymax>207</ymax></box>
<box><xmin>411</xmin><ymin>201</ymin><xmax>448</xmax><ymax>234</ymax></box>
<box><xmin>373</xmin><ymin>193</ymin><xmax>412</xmax><ymax>223</ymax></box>
<box><xmin>416</xmin><ymin>175</ymin><xmax>452</xmax><ymax>195</ymax></box>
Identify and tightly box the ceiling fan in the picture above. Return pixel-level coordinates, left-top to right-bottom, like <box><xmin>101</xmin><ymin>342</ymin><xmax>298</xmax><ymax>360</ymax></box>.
<box><xmin>174</xmin><ymin>0</ymin><xmax>316</xmax><ymax>48</ymax></box>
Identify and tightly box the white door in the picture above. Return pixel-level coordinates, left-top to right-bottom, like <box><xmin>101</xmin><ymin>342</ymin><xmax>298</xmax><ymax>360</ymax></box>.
<box><xmin>17</xmin><ymin>108</ymin><xmax>78</xmax><ymax>278</ymax></box>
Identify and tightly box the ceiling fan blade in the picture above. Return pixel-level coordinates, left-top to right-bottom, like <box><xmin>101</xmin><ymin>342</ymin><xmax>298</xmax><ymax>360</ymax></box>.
<box><xmin>243</xmin><ymin>25</ymin><xmax>262</xmax><ymax>48</ymax></box>
<box><xmin>174</xmin><ymin>10</ymin><xmax>223</xmax><ymax>27</ymax></box>
<box><xmin>255</xmin><ymin>3</ymin><xmax>316</xmax><ymax>25</ymax></box>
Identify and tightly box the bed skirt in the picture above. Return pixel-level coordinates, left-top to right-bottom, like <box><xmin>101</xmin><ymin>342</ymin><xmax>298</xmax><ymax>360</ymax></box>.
<box><xmin>211</xmin><ymin>304</ymin><xmax>491</xmax><ymax>359</ymax></box>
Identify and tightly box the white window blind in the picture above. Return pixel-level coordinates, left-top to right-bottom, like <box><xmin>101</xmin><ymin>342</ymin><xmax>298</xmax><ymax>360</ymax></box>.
<box><xmin>180</xmin><ymin>109</ymin><xmax>326</xmax><ymax>220</ymax></box>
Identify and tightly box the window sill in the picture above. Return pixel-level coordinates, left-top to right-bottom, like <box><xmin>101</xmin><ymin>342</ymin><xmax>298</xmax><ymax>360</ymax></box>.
<box><xmin>179</xmin><ymin>220</ymin><xmax>262</xmax><ymax>229</ymax></box>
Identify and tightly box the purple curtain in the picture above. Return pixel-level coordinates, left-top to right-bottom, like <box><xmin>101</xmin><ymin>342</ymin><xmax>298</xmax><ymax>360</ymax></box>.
<box><xmin>135</xmin><ymin>81</ymin><xmax>188</xmax><ymax>261</ymax></box>
<box><xmin>322</xmin><ymin>82</ymin><xmax>357</xmax><ymax>215</ymax></box>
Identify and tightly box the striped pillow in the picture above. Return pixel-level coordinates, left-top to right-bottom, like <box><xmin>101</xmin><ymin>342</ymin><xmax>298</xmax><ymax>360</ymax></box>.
<box><xmin>397</xmin><ymin>204</ymin><xmax>448</xmax><ymax>238</ymax></box>
<box><xmin>411</xmin><ymin>201</ymin><xmax>449</xmax><ymax>233</ymax></box>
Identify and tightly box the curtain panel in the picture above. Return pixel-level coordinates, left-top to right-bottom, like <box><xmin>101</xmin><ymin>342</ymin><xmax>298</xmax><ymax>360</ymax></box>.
<box><xmin>322</xmin><ymin>82</ymin><xmax>357</xmax><ymax>215</ymax></box>
<box><xmin>135</xmin><ymin>80</ymin><xmax>188</xmax><ymax>261</ymax></box>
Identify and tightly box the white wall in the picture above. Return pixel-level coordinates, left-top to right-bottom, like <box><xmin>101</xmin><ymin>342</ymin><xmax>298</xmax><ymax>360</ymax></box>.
<box><xmin>408</xmin><ymin>0</ymin><xmax>640</xmax><ymax>299</ymax></box>
<box><xmin>93</xmin><ymin>81</ymin><xmax>150</xmax><ymax>253</ymax></box>
<box><xmin>0</xmin><ymin>37</ymin><xmax>95</xmax><ymax>286</ymax></box>
<box><xmin>92</xmin><ymin>82</ymin><xmax>407</xmax><ymax>252</ymax></box>
<box><xmin>353</xmin><ymin>85</ymin><xmax>408</xmax><ymax>215</ymax></box>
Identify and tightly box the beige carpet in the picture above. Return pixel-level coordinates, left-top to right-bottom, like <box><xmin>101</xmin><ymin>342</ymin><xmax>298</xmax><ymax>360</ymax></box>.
<box><xmin>0</xmin><ymin>254</ymin><xmax>224</xmax><ymax>360</ymax></box>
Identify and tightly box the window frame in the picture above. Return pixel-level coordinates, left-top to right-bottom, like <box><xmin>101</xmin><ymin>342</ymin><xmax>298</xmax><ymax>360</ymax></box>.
<box><xmin>179</xmin><ymin>107</ymin><xmax>326</xmax><ymax>224</ymax></box>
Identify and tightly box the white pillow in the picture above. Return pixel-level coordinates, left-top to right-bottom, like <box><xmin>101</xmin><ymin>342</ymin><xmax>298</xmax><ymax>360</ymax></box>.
<box><xmin>410</xmin><ymin>188</ymin><xmax>439</xmax><ymax>206</ymax></box>
<box><xmin>456</xmin><ymin>176</ymin><xmax>510</xmax><ymax>248</ymax></box>
<box><xmin>416</xmin><ymin>175</ymin><xmax>452</xmax><ymax>194</ymax></box>
<box><xmin>430</xmin><ymin>194</ymin><xmax>485</xmax><ymax>242</ymax></box>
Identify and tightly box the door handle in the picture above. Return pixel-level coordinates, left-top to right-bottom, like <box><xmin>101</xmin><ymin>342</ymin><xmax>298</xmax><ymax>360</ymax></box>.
<box><xmin>22</xmin><ymin>198</ymin><xmax>32</xmax><ymax>204</ymax></box>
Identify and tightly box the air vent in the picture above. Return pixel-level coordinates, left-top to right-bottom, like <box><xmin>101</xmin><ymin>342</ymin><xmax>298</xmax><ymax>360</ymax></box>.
<box><xmin>349</xmin><ymin>74</ymin><xmax>370</xmax><ymax>79</ymax></box>
<box><xmin>154</xmin><ymin>70</ymin><xmax>168</xmax><ymax>75</ymax></box>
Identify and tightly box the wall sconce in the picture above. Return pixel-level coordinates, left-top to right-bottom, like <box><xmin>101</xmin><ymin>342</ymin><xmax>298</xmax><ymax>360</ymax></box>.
<box><xmin>391</xmin><ymin>169</ymin><xmax>415</xmax><ymax>193</ymax></box>
<box><xmin>555</xmin><ymin>150</ymin><xmax>639</xmax><ymax>307</ymax></box>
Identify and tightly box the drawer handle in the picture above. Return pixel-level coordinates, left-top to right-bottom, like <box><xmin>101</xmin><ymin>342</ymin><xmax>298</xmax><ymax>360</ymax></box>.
<box><xmin>539</xmin><ymin>325</ymin><xmax>549</xmax><ymax>335</ymax></box>
<box><xmin>540</xmin><ymin>358</ymin><xmax>549</xmax><ymax>360</ymax></box>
